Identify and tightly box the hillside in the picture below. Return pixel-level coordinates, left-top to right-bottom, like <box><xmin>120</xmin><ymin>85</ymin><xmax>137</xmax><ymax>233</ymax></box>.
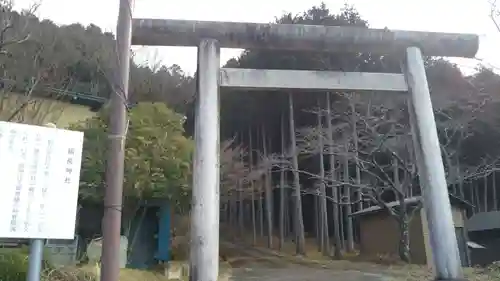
<box><xmin>3</xmin><ymin>2</ymin><xmax>500</xmax><ymax>179</ymax></box>
<box><xmin>0</xmin><ymin>92</ymin><xmax>97</xmax><ymax>127</ymax></box>
<box><xmin>0</xmin><ymin>2</ymin><xmax>195</xmax><ymax>124</ymax></box>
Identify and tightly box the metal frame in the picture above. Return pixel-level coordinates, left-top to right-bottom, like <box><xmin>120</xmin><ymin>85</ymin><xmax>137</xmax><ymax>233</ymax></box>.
<box><xmin>132</xmin><ymin>18</ymin><xmax>479</xmax><ymax>281</ymax></box>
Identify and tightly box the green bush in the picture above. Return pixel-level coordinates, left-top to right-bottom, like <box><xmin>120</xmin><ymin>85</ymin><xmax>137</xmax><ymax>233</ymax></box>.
<box><xmin>0</xmin><ymin>247</ymin><xmax>97</xmax><ymax>281</ymax></box>
<box><xmin>0</xmin><ymin>247</ymin><xmax>30</xmax><ymax>281</ymax></box>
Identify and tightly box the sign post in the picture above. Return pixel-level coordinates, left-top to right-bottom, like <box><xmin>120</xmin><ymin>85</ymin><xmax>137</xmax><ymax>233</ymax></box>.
<box><xmin>0</xmin><ymin>121</ymin><xmax>83</xmax><ymax>281</ymax></box>
<box><xmin>27</xmin><ymin>239</ymin><xmax>44</xmax><ymax>281</ymax></box>
<box><xmin>27</xmin><ymin>123</ymin><xmax>55</xmax><ymax>281</ymax></box>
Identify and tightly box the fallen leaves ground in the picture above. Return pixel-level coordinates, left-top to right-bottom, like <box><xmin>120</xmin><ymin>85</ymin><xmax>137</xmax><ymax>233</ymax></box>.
<box><xmin>219</xmin><ymin>235</ymin><xmax>500</xmax><ymax>281</ymax></box>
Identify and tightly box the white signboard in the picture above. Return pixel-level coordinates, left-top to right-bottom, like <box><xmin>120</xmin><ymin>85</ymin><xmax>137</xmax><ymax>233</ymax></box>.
<box><xmin>0</xmin><ymin>121</ymin><xmax>84</xmax><ymax>240</ymax></box>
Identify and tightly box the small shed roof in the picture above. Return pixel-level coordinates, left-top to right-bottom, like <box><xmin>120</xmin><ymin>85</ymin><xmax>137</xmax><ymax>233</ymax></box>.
<box><xmin>466</xmin><ymin>211</ymin><xmax>500</xmax><ymax>232</ymax></box>
<box><xmin>351</xmin><ymin>194</ymin><xmax>472</xmax><ymax>217</ymax></box>
<box><xmin>467</xmin><ymin>241</ymin><xmax>486</xmax><ymax>249</ymax></box>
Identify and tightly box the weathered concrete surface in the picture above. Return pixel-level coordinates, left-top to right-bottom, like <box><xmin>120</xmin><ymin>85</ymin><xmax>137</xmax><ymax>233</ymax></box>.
<box><xmin>132</xmin><ymin>19</ymin><xmax>479</xmax><ymax>58</ymax></box>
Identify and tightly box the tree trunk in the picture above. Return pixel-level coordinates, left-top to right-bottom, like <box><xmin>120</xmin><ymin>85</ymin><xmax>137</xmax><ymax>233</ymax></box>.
<box><xmin>349</xmin><ymin>100</ymin><xmax>361</xmax><ymax>245</ymax></box>
<box><xmin>326</xmin><ymin>92</ymin><xmax>342</xmax><ymax>259</ymax></box>
<box><xmin>244</xmin><ymin>202</ymin><xmax>250</xmax><ymax>228</ymax></box>
<box><xmin>351</xmin><ymin>101</ymin><xmax>362</xmax><ymax>211</ymax></box>
<box><xmin>407</xmin><ymin>142</ymin><xmax>415</xmax><ymax>198</ymax></box>
<box><xmin>227</xmin><ymin>197</ymin><xmax>232</xmax><ymax>226</ymax></box>
<box><xmin>238</xmin><ymin>134</ymin><xmax>245</xmax><ymax>234</ymax></box>
<box><xmin>229</xmin><ymin>195</ymin><xmax>233</xmax><ymax>227</ymax></box>
<box><xmin>220</xmin><ymin>202</ymin><xmax>225</xmax><ymax>223</ymax></box>
<box><xmin>470</xmin><ymin>182</ymin><xmax>476</xmax><ymax>214</ymax></box>
<box><xmin>284</xmin><ymin>187</ymin><xmax>290</xmax><ymax>238</ymax></box>
<box><xmin>314</xmin><ymin>195</ymin><xmax>320</xmax><ymax>251</ymax></box>
<box><xmin>394</xmin><ymin>158</ymin><xmax>411</xmax><ymax>263</ymax></box>
<box><xmin>398</xmin><ymin>218</ymin><xmax>410</xmax><ymax>262</ymax></box>
<box><xmin>288</xmin><ymin>93</ymin><xmax>305</xmax><ymax>255</ymax></box>
<box><xmin>398</xmin><ymin>214</ymin><xmax>411</xmax><ymax>263</ymax></box>
<box><xmin>256</xmin><ymin>128</ymin><xmax>264</xmax><ymax>238</ymax></box>
<box><xmin>338</xmin><ymin>183</ymin><xmax>345</xmax><ymax>250</ymax></box>
<box><xmin>279</xmin><ymin>112</ymin><xmax>286</xmax><ymax>250</ymax></box>
<box><xmin>343</xmin><ymin>141</ymin><xmax>354</xmax><ymax>252</ymax></box>
<box><xmin>317</xmin><ymin>105</ymin><xmax>330</xmax><ymax>255</ymax></box>
<box><xmin>228</xmin><ymin>201</ymin><xmax>232</xmax><ymax>224</ymax></box>
<box><xmin>457</xmin><ymin>159</ymin><xmax>464</xmax><ymax>198</ymax></box>
<box><xmin>474</xmin><ymin>181</ymin><xmax>480</xmax><ymax>212</ymax></box>
<box><xmin>238</xmin><ymin>182</ymin><xmax>244</xmax><ymax>235</ymax></box>
<box><xmin>262</xmin><ymin>127</ymin><xmax>274</xmax><ymax>248</ymax></box>
<box><xmin>259</xmin><ymin>181</ymin><xmax>264</xmax><ymax>237</ymax></box>
<box><xmin>483</xmin><ymin>175</ymin><xmax>488</xmax><ymax>212</ymax></box>
<box><xmin>232</xmin><ymin>192</ymin><xmax>238</xmax><ymax>228</ymax></box>
<box><xmin>493</xmin><ymin>171</ymin><xmax>498</xmax><ymax>211</ymax></box>
<box><xmin>249</xmin><ymin>128</ymin><xmax>257</xmax><ymax>245</ymax></box>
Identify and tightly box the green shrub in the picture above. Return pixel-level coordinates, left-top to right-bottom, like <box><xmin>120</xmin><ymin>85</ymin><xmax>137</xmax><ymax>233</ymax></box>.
<box><xmin>0</xmin><ymin>247</ymin><xmax>30</xmax><ymax>281</ymax></box>
<box><xmin>0</xmin><ymin>247</ymin><xmax>97</xmax><ymax>281</ymax></box>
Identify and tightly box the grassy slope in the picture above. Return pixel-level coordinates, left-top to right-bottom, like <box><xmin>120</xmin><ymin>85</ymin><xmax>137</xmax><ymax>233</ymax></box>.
<box><xmin>0</xmin><ymin>93</ymin><xmax>97</xmax><ymax>127</ymax></box>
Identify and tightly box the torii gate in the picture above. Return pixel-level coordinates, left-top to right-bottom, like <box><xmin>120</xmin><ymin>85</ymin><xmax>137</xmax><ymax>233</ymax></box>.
<box><xmin>132</xmin><ymin>18</ymin><xmax>477</xmax><ymax>281</ymax></box>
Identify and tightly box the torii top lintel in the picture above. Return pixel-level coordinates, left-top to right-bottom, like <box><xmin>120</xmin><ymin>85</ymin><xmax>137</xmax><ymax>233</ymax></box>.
<box><xmin>131</xmin><ymin>19</ymin><xmax>479</xmax><ymax>58</ymax></box>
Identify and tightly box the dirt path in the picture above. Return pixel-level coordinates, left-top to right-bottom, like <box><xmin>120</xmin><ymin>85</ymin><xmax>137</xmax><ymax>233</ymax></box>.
<box><xmin>221</xmin><ymin>241</ymin><xmax>499</xmax><ymax>281</ymax></box>
<box><xmin>222</xmin><ymin>242</ymin><xmax>391</xmax><ymax>281</ymax></box>
<box><xmin>230</xmin><ymin>265</ymin><xmax>390</xmax><ymax>281</ymax></box>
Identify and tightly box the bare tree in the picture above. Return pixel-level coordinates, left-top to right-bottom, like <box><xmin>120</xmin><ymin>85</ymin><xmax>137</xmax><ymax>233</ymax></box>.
<box><xmin>248</xmin><ymin>127</ymin><xmax>257</xmax><ymax>245</ymax></box>
<box><xmin>0</xmin><ymin>1</ymin><xmax>71</xmax><ymax>125</ymax></box>
<box><xmin>315</xmin><ymin>99</ymin><xmax>330</xmax><ymax>255</ymax></box>
<box><xmin>278</xmin><ymin>112</ymin><xmax>287</xmax><ymax>249</ymax></box>
<box><xmin>288</xmin><ymin>93</ymin><xmax>306</xmax><ymax>255</ymax></box>
<box><xmin>262</xmin><ymin>127</ymin><xmax>274</xmax><ymax>248</ymax></box>
<box><xmin>325</xmin><ymin>92</ymin><xmax>343</xmax><ymax>258</ymax></box>
<box><xmin>296</xmin><ymin>90</ymin><xmax>498</xmax><ymax>262</ymax></box>
<box><xmin>490</xmin><ymin>0</ymin><xmax>500</xmax><ymax>32</ymax></box>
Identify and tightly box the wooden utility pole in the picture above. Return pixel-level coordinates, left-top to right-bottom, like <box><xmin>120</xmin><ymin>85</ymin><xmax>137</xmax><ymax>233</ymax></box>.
<box><xmin>100</xmin><ymin>1</ymin><xmax>133</xmax><ymax>281</ymax></box>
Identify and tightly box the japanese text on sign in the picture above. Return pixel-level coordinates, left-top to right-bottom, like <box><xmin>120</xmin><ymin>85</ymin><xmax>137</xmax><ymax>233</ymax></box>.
<box><xmin>0</xmin><ymin>122</ymin><xmax>84</xmax><ymax>239</ymax></box>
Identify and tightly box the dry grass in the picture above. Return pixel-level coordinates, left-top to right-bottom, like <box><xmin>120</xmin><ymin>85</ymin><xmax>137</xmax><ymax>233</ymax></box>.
<box><xmin>118</xmin><ymin>268</ymin><xmax>170</xmax><ymax>281</ymax></box>
<box><xmin>72</xmin><ymin>265</ymin><xmax>175</xmax><ymax>281</ymax></box>
<box><xmin>170</xmin><ymin>215</ymin><xmax>191</xmax><ymax>261</ymax></box>
<box><xmin>55</xmin><ymin>262</ymin><xmax>233</xmax><ymax>281</ymax></box>
<box><xmin>220</xmin><ymin>228</ymin><xmax>500</xmax><ymax>281</ymax></box>
<box><xmin>0</xmin><ymin>92</ymin><xmax>97</xmax><ymax>127</ymax></box>
<box><xmin>276</xmin><ymin>248</ymin><xmax>499</xmax><ymax>281</ymax></box>
<box><xmin>237</xmin><ymin>247</ymin><xmax>499</xmax><ymax>281</ymax></box>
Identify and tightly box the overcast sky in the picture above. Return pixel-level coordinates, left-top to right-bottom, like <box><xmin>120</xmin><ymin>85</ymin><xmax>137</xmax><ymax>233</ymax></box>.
<box><xmin>14</xmin><ymin>0</ymin><xmax>500</xmax><ymax>75</ymax></box>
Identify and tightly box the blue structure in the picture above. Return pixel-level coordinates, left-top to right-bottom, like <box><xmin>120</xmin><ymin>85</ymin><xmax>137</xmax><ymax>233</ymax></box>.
<box><xmin>127</xmin><ymin>202</ymin><xmax>171</xmax><ymax>269</ymax></box>
<box><xmin>156</xmin><ymin>205</ymin><xmax>171</xmax><ymax>262</ymax></box>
